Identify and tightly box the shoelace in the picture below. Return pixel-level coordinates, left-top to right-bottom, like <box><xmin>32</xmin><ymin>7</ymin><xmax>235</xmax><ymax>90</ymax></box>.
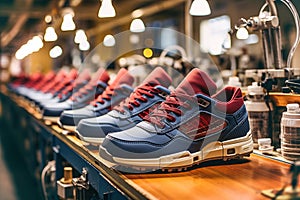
<box><xmin>90</xmin><ymin>85</ymin><xmax>115</xmax><ymax>107</ymax></box>
<box><xmin>25</xmin><ymin>76</ymin><xmax>43</xmax><ymax>88</ymax></box>
<box><xmin>34</xmin><ymin>74</ymin><xmax>56</xmax><ymax>90</ymax></box>
<box><xmin>41</xmin><ymin>73</ymin><xmax>67</xmax><ymax>92</ymax></box>
<box><xmin>50</xmin><ymin>78</ymin><xmax>73</xmax><ymax>95</ymax></box>
<box><xmin>114</xmin><ymin>84</ymin><xmax>159</xmax><ymax>114</ymax></box>
<box><xmin>57</xmin><ymin>79</ymin><xmax>87</xmax><ymax>99</ymax></box>
<box><xmin>145</xmin><ymin>92</ymin><xmax>192</xmax><ymax>128</ymax></box>
<box><xmin>70</xmin><ymin>81</ymin><xmax>97</xmax><ymax>101</ymax></box>
<box><xmin>41</xmin><ymin>79</ymin><xmax>63</xmax><ymax>93</ymax></box>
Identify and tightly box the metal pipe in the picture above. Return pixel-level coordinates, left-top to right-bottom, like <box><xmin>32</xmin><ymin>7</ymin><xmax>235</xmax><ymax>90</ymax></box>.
<box><xmin>185</xmin><ymin>0</ymin><xmax>193</xmax><ymax>60</ymax></box>
<box><xmin>266</xmin><ymin>0</ymin><xmax>278</xmax><ymax>16</ymax></box>
<box><xmin>271</xmin><ymin>26</ymin><xmax>282</xmax><ymax>69</ymax></box>
<box><xmin>280</xmin><ymin>0</ymin><xmax>300</xmax><ymax>69</ymax></box>
<box><xmin>262</xmin><ymin>29</ymin><xmax>272</xmax><ymax>69</ymax></box>
<box><xmin>266</xmin><ymin>0</ymin><xmax>282</xmax><ymax>69</ymax></box>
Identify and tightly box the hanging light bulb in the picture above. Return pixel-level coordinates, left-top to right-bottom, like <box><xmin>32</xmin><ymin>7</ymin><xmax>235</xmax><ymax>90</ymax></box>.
<box><xmin>103</xmin><ymin>34</ymin><xmax>116</xmax><ymax>47</ymax></box>
<box><xmin>130</xmin><ymin>18</ymin><xmax>145</xmax><ymax>33</ymax></box>
<box><xmin>79</xmin><ymin>40</ymin><xmax>90</xmax><ymax>51</ymax></box>
<box><xmin>236</xmin><ymin>27</ymin><xmax>249</xmax><ymax>40</ymax></box>
<box><xmin>74</xmin><ymin>29</ymin><xmax>87</xmax><ymax>44</ymax></box>
<box><xmin>15</xmin><ymin>35</ymin><xmax>44</xmax><ymax>59</ymax></box>
<box><xmin>61</xmin><ymin>8</ymin><xmax>76</xmax><ymax>31</ymax></box>
<box><xmin>44</xmin><ymin>15</ymin><xmax>52</xmax><ymax>24</ymax></box>
<box><xmin>189</xmin><ymin>0</ymin><xmax>211</xmax><ymax>16</ymax></box>
<box><xmin>27</xmin><ymin>36</ymin><xmax>43</xmax><ymax>53</ymax></box>
<box><xmin>44</xmin><ymin>26</ymin><xmax>58</xmax><ymax>42</ymax></box>
<box><xmin>15</xmin><ymin>45</ymin><xmax>29</xmax><ymax>60</ymax></box>
<box><xmin>98</xmin><ymin>0</ymin><xmax>116</xmax><ymax>18</ymax></box>
<box><xmin>49</xmin><ymin>45</ymin><xmax>63</xmax><ymax>58</ymax></box>
<box><xmin>32</xmin><ymin>36</ymin><xmax>44</xmax><ymax>49</ymax></box>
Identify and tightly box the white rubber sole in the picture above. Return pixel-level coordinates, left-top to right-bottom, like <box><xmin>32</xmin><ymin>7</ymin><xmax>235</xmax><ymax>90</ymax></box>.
<box><xmin>43</xmin><ymin>116</ymin><xmax>59</xmax><ymax>123</ymax></box>
<box><xmin>62</xmin><ymin>125</ymin><xmax>77</xmax><ymax>132</ymax></box>
<box><xmin>101</xmin><ymin>131</ymin><xmax>253</xmax><ymax>171</ymax></box>
<box><xmin>57</xmin><ymin>119</ymin><xmax>77</xmax><ymax>132</ymax></box>
<box><xmin>76</xmin><ymin>130</ymin><xmax>104</xmax><ymax>146</ymax></box>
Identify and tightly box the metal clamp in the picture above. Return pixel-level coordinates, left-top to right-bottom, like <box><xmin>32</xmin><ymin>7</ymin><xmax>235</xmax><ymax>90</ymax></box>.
<box><xmin>72</xmin><ymin>168</ymin><xmax>89</xmax><ymax>190</ymax></box>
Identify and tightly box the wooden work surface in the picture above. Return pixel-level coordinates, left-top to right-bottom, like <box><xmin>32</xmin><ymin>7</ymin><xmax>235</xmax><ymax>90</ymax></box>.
<box><xmin>123</xmin><ymin>155</ymin><xmax>290</xmax><ymax>200</ymax></box>
<box><xmin>59</xmin><ymin>128</ymin><xmax>293</xmax><ymax>200</ymax></box>
<box><xmin>2</xmin><ymin>87</ymin><xmax>298</xmax><ymax>200</ymax></box>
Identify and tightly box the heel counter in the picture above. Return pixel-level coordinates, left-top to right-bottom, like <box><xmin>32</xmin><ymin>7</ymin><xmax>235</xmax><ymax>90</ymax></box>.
<box><xmin>221</xmin><ymin>105</ymin><xmax>250</xmax><ymax>141</ymax></box>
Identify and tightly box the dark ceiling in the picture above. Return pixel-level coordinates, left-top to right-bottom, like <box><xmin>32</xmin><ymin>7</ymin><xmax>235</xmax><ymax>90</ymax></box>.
<box><xmin>2</xmin><ymin>0</ymin><xmax>300</xmax><ymax>56</ymax></box>
<box><xmin>0</xmin><ymin>0</ymin><xmax>158</xmax><ymax>54</ymax></box>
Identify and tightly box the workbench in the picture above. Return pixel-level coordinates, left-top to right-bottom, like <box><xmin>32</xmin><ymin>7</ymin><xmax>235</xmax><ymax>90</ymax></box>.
<box><xmin>0</xmin><ymin>85</ymin><xmax>297</xmax><ymax>200</ymax></box>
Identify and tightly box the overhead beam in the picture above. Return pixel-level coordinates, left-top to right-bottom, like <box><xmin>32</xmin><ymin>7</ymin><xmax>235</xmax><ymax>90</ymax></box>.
<box><xmin>0</xmin><ymin>5</ymin><xmax>100</xmax><ymax>20</ymax></box>
<box><xmin>1</xmin><ymin>0</ymin><xmax>33</xmax><ymax>47</ymax></box>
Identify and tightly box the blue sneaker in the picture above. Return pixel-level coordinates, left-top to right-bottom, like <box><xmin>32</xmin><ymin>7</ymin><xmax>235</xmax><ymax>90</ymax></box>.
<box><xmin>76</xmin><ymin>67</ymin><xmax>172</xmax><ymax>145</ymax></box>
<box><xmin>42</xmin><ymin>68</ymin><xmax>109</xmax><ymax>123</ymax></box>
<box><xmin>99</xmin><ymin>68</ymin><xmax>253</xmax><ymax>172</ymax></box>
<box><xmin>58</xmin><ymin>68</ymin><xmax>134</xmax><ymax>132</ymax></box>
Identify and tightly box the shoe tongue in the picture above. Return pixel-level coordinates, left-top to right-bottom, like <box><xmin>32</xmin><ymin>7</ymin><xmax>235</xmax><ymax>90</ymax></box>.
<box><xmin>92</xmin><ymin>68</ymin><xmax>110</xmax><ymax>84</ymax></box>
<box><xmin>175</xmin><ymin>68</ymin><xmax>217</xmax><ymax>96</ymax></box>
<box><xmin>56</xmin><ymin>69</ymin><xmax>67</xmax><ymax>80</ymax></box>
<box><xmin>141</xmin><ymin>67</ymin><xmax>172</xmax><ymax>88</ymax></box>
<box><xmin>111</xmin><ymin>68</ymin><xmax>134</xmax><ymax>87</ymax></box>
<box><xmin>77</xmin><ymin>69</ymin><xmax>91</xmax><ymax>83</ymax></box>
<box><xmin>68</xmin><ymin>69</ymin><xmax>78</xmax><ymax>79</ymax></box>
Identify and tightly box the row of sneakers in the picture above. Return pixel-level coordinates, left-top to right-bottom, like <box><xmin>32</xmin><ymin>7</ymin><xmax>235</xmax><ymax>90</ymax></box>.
<box><xmin>9</xmin><ymin>67</ymin><xmax>134</xmax><ymax>128</ymax></box>
<box><xmin>74</xmin><ymin>67</ymin><xmax>253</xmax><ymax>172</ymax></box>
<box><xmin>41</xmin><ymin>68</ymin><xmax>110</xmax><ymax>123</ymax></box>
<box><xmin>9</xmin><ymin>66</ymin><xmax>253</xmax><ymax>172</ymax></box>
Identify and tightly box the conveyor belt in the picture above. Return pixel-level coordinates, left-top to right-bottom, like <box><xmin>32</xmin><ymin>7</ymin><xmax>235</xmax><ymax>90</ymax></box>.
<box><xmin>1</xmin><ymin>85</ymin><xmax>297</xmax><ymax>200</ymax></box>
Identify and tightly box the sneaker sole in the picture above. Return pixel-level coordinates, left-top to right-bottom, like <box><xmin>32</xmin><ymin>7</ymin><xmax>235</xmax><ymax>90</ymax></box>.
<box><xmin>43</xmin><ymin>116</ymin><xmax>59</xmax><ymax>123</ymax></box>
<box><xmin>61</xmin><ymin>125</ymin><xmax>76</xmax><ymax>132</ymax></box>
<box><xmin>75</xmin><ymin>130</ymin><xmax>104</xmax><ymax>146</ymax></box>
<box><xmin>57</xmin><ymin>119</ymin><xmax>76</xmax><ymax>132</ymax></box>
<box><xmin>100</xmin><ymin>131</ymin><xmax>253</xmax><ymax>171</ymax></box>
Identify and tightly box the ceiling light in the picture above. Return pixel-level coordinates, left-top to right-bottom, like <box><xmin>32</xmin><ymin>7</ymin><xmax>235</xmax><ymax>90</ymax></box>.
<box><xmin>74</xmin><ymin>29</ymin><xmax>87</xmax><ymax>44</ymax></box>
<box><xmin>61</xmin><ymin>8</ymin><xmax>76</xmax><ymax>31</ymax></box>
<box><xmin>27</xmin><ymin>36</ymin><xmax>43</xmax><ymax>52</ymax></box>
<box><xmin>132</xmin><ymin>9</ymin><xmax>143</xmax><ymax>18</ymax></box>
<box><xmin>129</xmin><ymin>34</ymin><xmax>139</xmax><ymax>44</ymax></box>
<box><xmin>143</xmin><ymin>48</ymin><xmax>153</xmax><ymax>58</ymax></box>
<box><xmin>33</xmin><ymin>36</ymin><xmax>44</xmax><ymax>49</ymax></box>
<box><xmin>15</xmin><ymin>35</ymin><xmax>43</xmax><ymax>59</ymax></box>
<box><xmin>189</xmin><ymin>0</ymin><xmax>211</xmax><ymax>16</ymax></box>
<box><xmin>130</xmin><ymin>18</ymin><xmax>145</xmax><ymax>33</ymax></box>
<box><xmin>15</xmin><ymin>45</ymin><xmax>28</xmax><ymax>60</ymax></box>
<box><xmin>98</xmin><ymin>0</ymin><xmax>116</xmax><ymax>18</ymax></box>
<box><xmin>236</xmin><ymin>27</ymin><xmax>249</xmax><ymax>40</ymax></box>
<box><xmin>44</xmin><ymin>26</ymin><xmax>58</xmax><ymax>42</ymax></box>
<box><xmin>49</xmin><ymin>45</ymin><xmax>63</xmax><ymax>58</ymax></box>
<box><xmin>79</xmin><ymin>40</ymin><xmax>90</xmax><ymax>51</ymax></box>
<box><xmin>44</xmin><ymin>15</ymin><xmax>52</xmax><ymax>23</ymax></box>
<box><xmin>103</xmin><ymin>34</ymin><xmax>116</xmax><ymax>47</ymax></box>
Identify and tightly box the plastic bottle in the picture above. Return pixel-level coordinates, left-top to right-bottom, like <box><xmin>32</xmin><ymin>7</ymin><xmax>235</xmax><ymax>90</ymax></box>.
<box><xmin>244</xmin><ymin>82</ymin><xmax>272</xmax><ymax>145</ymax></box>
<box><xmin>227</xmin><ymin>76</ymin><xmax>242</xmax><ymax>87</ymax></box>
<box><xmin>281</xmin><ymin>103</ymin><xmax>300</xmax><ymax>161</ymax></box>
